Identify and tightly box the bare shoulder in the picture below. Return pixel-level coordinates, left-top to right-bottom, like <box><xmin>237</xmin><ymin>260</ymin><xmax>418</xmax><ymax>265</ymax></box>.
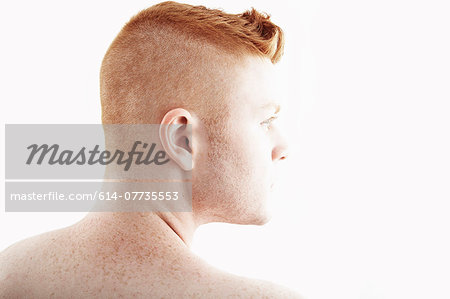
<box><xmin>0</xmin><ymin>226</ymin><xmax>67</xmax><ymax>266</ymax></box>
<box><xmin>0</xmin><ymin>245</ymin><xmax>16</xmax><ymax>298</ymax></box>
<box><xmin>196</xmin><ymin>266</ymin><xmax>306</xmax><ymax>299</ymax></box>
<box><xmin>0</xmin><ymin>235</ymin><xmax>35</xmax><ymax>297</ymax></box>
<box><xmin>0</xmin><ymin>227</ymin><xmax>69</xmax><ymax>298</ymax></box>
<box><xmin>238</xmin><ymin>277</ymin><xmax>306</xmax><ymax>299</ymax></box>
<box><xmin>0</xmin><ymin>228</ymin><xmax>306</xmax><ymax>298</ymax></box>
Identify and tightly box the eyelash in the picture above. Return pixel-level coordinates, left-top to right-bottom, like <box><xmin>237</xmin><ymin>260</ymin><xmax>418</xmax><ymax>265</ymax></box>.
<box><xmin>261</xmin><ymin>116</ymin><xmax>278</xmax><ymax>129</ymax></box>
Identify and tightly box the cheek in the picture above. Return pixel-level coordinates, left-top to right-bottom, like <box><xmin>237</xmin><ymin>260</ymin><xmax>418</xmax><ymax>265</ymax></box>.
<box><xmin>210</xmin><ymin>119</ymin><xmax>272</xmax><ymax>181</ymax></box>
<box><xmin>232</xmin><ymin>128</ymin><xmax>273</xmax><ymax>178</ymax></box>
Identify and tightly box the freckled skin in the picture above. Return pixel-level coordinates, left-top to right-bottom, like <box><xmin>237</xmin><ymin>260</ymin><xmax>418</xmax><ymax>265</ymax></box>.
<box><xmin>0</xmin><ymin>213</ymin><xmax>302</xmax><ymax>298</ymax></box>
<box><xmin>1</xmin><ymin>2</ymin><xmax>300</xmax><ymax>296</ymax></box>
<box><xmin>0</xmin><ymin>57</ymin><xmax>301</xmax><ymax>299</ymax></box>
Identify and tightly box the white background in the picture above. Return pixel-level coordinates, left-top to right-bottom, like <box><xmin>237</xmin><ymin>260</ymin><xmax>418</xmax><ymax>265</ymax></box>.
<box><xmin>1</xmin><ymin>1</ymin><xmax>449</xmax><ymax>298</ymax></box>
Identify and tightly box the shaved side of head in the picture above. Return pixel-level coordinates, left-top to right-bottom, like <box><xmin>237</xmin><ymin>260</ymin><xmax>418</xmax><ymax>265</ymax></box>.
<box><xmin>100</xmin><ymin>1</ymin><xmax>284</xmax><ymax>128</ymax></box>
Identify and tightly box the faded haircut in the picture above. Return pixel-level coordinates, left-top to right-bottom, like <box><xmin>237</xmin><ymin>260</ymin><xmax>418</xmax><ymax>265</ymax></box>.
<box><xmin>100</xmin><ymin>1</ymin><xmax>285</xmax><ymax>124</ymax></box>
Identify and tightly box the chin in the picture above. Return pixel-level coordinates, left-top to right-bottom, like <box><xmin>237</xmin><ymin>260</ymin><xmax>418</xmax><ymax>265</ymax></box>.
<box><xmin>254</xmin><ymin>211</ymin><xmax>272</xmax><ymax>225</ymax></box>
<box><xmin>238</xmin><ymin>206</ymin><xmax>273</xmax><ymax>225</ymax></box>
<box><xmin>238</xmin><ymin>194</ymin><xmax>273</xmax><ymax>225</ymax></box>
<box><xmin>247</xmin><ymin>216</ymin><xmax>271</xmax><ymax>226</ymax></box>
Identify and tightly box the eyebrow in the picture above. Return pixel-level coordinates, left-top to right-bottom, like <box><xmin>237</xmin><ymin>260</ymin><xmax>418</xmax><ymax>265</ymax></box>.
<box><xmin>260</xmin><ymin>102</ymin><xmax>281</xmax><ymax>114</ymax></box>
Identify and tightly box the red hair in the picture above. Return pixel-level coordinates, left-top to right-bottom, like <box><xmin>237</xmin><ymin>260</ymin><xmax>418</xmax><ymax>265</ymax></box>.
<box><xmin>121</xmin><ymin>1</ymin><xmax>284</xmax><ymax>63</ymax></box>
<box><xmin>100</xmin><ymin>1</ymin><xmax>285</xmax><ymax>124</ymax></box>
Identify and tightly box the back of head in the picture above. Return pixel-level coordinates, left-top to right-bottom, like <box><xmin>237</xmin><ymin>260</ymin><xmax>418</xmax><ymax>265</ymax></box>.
<box><xmin>100</xmin><ymin>1</ymin><xmax>284</xmax><ymax>125</ymax></box>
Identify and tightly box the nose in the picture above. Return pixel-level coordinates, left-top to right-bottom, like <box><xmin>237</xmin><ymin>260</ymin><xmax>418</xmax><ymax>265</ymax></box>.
<box><xmin>273</xmin><ymin>146</ymin><xmax>288</xmax><ymax>161</ymax></box>
<box><xmin>272</xmin><ymin>132</ymin><xmax>289</xmax><ymax>162</ymax></box>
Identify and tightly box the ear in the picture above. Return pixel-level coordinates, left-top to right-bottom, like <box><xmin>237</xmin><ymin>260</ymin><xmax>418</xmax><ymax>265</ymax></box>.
<box><xmin>159</xmin><ymin>108</ymin><xmax>193</xmax><ymax>171</ymax></box>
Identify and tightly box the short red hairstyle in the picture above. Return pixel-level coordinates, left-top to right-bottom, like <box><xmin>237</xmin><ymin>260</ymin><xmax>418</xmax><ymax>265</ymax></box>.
<box><xmin>100</xmin><ymin>1</ymin><xmax>285</xmax><ymax>124</ymax></box>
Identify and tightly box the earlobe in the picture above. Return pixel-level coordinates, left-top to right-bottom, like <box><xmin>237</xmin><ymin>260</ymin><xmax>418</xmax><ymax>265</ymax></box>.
<box><xmin>159</xmin><ymin>109</ymin><xmax>193</xmax><ymax>171</ymax></box>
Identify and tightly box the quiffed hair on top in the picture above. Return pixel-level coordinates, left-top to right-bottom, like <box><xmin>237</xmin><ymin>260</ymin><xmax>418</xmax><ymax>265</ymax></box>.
<box><xmin>122</xmin><ymin>1</ymin><xmax>284</xmax><ymax>63</ymax></box>
<box><xmin>100</xmin><ymin>1</ymin><xmax>285</xmax><ymax>124</ymax></box>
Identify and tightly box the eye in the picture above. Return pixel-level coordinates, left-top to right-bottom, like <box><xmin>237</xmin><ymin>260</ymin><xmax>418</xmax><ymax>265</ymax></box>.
<box><xmin>260</xmin><ymin>116</ymin><xmax>278</xmax><ymax>130</ymax></box>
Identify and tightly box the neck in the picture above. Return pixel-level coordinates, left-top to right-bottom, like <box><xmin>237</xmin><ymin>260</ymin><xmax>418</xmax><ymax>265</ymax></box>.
<box><xmin>78</xmin><ymin>211</ymin><xmax>199</xmax><ymax>249</ymax></box>
<box><xmin>154</xmin><ymin>211</ymin><xmax>198</xmax><ymax>247</ymax></box>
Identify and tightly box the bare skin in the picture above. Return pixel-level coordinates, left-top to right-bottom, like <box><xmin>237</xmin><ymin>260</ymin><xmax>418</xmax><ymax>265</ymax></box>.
<box><xmin>0</xmin><ymin>212</ymin><xmax>303</xmax><ymax>298</ymax></box>
<box><xmin>1</xmin><ymin>56</ymin><xmax>303</xmax><ymax>298</ymax></box>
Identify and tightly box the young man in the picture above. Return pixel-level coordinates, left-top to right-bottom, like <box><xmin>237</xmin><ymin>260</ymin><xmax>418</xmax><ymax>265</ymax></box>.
<box><xmin>1</xmin><ymin>1</ymin><xmax>302</xmax><ymax>297</ymax></box>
